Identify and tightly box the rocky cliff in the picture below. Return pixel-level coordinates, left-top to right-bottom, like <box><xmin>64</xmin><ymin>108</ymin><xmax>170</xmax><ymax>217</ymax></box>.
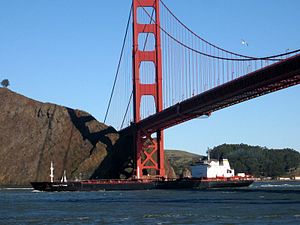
<box><xmin>0</xmin><ymin>88</ymin><xmax>124</xmax><ymax>186</ymax></box>
<box><xmin>0</xmin><ymin>88</ymin><xmax>177</xmax><ymax>186</ymax></box>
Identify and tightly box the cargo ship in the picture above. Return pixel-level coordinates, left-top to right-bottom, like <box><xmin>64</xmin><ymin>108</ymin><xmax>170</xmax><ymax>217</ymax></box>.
<box><xmin>31</xmin><ymin>153</ymin><xmax>254</xmax><ymax>191</ymax></box>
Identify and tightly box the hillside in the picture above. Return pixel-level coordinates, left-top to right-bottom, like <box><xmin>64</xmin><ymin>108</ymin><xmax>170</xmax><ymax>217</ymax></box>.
<box><xmin>165</xmin><ymin>150</ymin><xmax>201</xmax><ymax>177</ymax></box>
<box><xmin>0</xmin><ymin>88</ymin><xmax>176</xmax><ymax>186</ymax></box>
<box><xmin>210</xmin><ymin>144</ymin><xmax>300</xmax><ymax>177</ymax></box>
<box><xmin>0</xmin><ymin>88</ymin><xmax>125</xmax><ymax>186</ymax></box>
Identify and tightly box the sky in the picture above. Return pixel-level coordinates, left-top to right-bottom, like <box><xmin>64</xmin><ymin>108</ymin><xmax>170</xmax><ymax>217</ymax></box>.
<box><xmin>0</xmin><ymin>0</ymin><xmax>299</xmax><ymax>155</ymax></box>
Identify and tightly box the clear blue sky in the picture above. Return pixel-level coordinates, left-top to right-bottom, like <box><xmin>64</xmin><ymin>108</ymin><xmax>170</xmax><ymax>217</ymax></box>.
<box><xmin>1</xmin><ymin>0</ymin><xmax>299</xmax><ymax>155</ymax></box>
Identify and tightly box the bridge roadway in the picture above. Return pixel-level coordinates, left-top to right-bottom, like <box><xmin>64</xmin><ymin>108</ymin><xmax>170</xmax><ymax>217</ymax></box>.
<box><xmin>120</xmin><ymin>54</ymin><xmax>300</xmax><ymax>136</ymax></box>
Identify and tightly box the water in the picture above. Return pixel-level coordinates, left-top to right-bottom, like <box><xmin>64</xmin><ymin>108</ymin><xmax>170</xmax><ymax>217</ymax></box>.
<box><xmin>1</xmin><ymin>181</ymin><xmax>300</xmax><ymax>224</ymax></box>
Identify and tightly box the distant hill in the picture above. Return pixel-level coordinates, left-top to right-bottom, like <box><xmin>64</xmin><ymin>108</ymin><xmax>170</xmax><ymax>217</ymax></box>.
<box><xmin>166</xmin><ymin>145</ymin><xmax>300</xmax><ymax>178</ymax></box>
<box><xmin>165</xmin><ymin>150</ymin><xmax>202</xmax><ymax>177</ymax></box>
<box><xmin>210</xmin><ymin>144</ymin><xmax>300</xmax><ymax>178</ymax></box>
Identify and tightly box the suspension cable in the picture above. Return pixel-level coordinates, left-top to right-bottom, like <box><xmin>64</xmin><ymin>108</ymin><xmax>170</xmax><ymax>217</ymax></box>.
<box><xmin>120</xmin><ymin>92</ymin><xmax>133</xmax><ymax>129</ymax></box>
<box><xmin>161</xmin><ymin>28</ymin><xmax>300</xmax><ymax>61</ymax></box>
<box><xmin>160</xmin><ymin>0</ymin><xmax>257</xmax><ymax>59</ymax></box>
<box><xmin>104</xmin><ymin>4</ymin><xmax>133</xmax><ymax>123</ymax></box>
<box><xmin>145</xmin><ymin>0</ymin><xmax>300</xmax><ymax>61</ymax></box>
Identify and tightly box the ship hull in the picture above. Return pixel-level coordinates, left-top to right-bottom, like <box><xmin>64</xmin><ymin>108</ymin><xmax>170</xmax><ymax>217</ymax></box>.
<box><xmin>31</xmin><ymin>180</ymin><xmax>157</xmax><ymax>192</ymax></box>
<box><xmin>31</xmin><ymin>178</ymin><xmax>254</xmax><ymax>192</ymax></box>
<box><xmin>157</xmin><ymin>178</ymin><xmax>254</xmax><ymax>189</ymax></box>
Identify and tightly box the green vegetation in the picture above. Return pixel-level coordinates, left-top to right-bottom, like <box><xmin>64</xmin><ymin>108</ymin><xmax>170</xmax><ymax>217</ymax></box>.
<box><xmin>210</xmin><ymin>144</ymin><xmax>300</xmax><ymax>178</ymax></box>
<box><xmin>166</xmin><ymin>144</ymin><xmax>300</xmax><ymax>178</ymax></box>
<box><xmin>1</xmin><ymin>79</ymin><xmax>10</xmax><ymax>88</ymax></box>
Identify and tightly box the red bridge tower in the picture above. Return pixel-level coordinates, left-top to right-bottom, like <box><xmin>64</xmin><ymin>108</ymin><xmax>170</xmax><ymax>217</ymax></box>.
<box><xmin>132</xmin><ymin>0</ymin><xmax>165</xmax><ymax>178</ymax></box>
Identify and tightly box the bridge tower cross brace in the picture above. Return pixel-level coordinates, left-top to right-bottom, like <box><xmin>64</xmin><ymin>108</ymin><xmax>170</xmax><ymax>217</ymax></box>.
<box><xmin>132</xmin><ymin>0</ymin><xmax>165</xmax><ymax>178</ymax></box>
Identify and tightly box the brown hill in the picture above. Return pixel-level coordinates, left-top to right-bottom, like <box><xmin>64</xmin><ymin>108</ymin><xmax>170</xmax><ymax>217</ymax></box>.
<box><xmin>0</xmin><ymin>88</ymin><xmax>127</xmax><ymax>186</ymax></box>
<box><xmin>0</xmin><ymin>88</ymin><xmax>176</xmax><ymax>186</ymax></box>
<box><xmin>165</xmin><ymin>150</ymin><xmax>202</xmax><ymax>177</ymax></box>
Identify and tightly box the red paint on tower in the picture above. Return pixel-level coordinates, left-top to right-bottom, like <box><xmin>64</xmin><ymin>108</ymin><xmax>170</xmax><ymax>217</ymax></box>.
<box><xmin>132</xmin><ymin>0</ymin><xmax>165</xmax><ymax>178</ymax></box>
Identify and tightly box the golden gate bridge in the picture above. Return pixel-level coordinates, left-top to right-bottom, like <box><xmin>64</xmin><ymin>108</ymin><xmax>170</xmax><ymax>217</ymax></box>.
<box><xmin>103</xmin><ymin>0</ymin><xmax>300</xmax><ymax>179</ymax></box>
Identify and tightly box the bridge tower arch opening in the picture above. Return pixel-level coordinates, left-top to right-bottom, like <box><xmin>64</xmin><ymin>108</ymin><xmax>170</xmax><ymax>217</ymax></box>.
<box><xmin>132</xmin><ymin>0</ymin><xmax>165</xmax><ymax>178</ymax></box>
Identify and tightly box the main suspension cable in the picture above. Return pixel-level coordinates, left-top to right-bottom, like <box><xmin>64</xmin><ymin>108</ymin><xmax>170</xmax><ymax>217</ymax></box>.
<box><xmin>104</xmin><ymin>4</ymin><xmax>133</xmax><ymax>123</ymax></box>
<box><xmin>160</xmin><ymin>0</ymin><xmax>257</xmax><ymax>59</ymax></box>
<box><xmin>157</xmin><ymin>0</ymin><xmax>300</xmax><ymax>61</ymax></box>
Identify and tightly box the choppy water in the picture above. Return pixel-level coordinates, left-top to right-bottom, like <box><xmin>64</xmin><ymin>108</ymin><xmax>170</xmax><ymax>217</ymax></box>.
<box><xmin>1</xmin><ymin>181</ymin><xmax>300</xmax><ymax>224</ymax></box>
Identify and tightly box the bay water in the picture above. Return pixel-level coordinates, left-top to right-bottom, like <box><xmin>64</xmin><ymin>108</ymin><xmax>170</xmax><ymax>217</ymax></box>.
<box><xmin>1</xmin><ymin>181</ymin><xmax>300</xmax><ymax>224</ymax></box>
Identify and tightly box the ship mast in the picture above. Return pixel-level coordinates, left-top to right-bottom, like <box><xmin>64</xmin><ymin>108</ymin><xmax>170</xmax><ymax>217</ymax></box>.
<box><xmin>207</xmin><ymin>148</ymin><xmax>211</xmax><ymax>162</ymax></box>
<box><xmin>50</xmin><ymin>161</ymin><xmax>54</xmax><ymax>183</ymax></box>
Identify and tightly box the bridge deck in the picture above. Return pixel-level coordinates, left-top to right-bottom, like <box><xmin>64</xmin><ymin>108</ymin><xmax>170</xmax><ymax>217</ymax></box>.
<box><xmin>121</xmin><ymin>54</ymin><xmax>300</xmax><ymax>135</ymax></box>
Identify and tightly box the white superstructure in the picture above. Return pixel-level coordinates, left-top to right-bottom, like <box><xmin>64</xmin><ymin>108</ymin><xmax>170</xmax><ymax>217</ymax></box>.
<box><xmin>61</xmin><ymin>170</ymin><xmax>68</xmax><ymax>183</ymax></box>
<box><xmin>191</xmin><ymin>157</ymin><xmax>235</xmax><ymax>178</ymax></box>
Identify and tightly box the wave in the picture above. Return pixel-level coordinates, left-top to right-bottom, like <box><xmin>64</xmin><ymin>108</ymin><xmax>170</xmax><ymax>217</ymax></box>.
<box><xmin>259</xmin><ymin>183</ymin><xmax>300</xmax><ymax>188</ymax></box>
<box><xmin>0</xmin><ymin>187</ymin><xmax>33</xmax><ymax>190</ymax></box>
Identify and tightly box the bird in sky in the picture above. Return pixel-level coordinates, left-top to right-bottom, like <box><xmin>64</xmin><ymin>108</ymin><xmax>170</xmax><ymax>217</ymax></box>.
<box><xmin>241</xmin><ymin>39</ymin><xmax>249</xmax><ymax>46</ymax></box>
